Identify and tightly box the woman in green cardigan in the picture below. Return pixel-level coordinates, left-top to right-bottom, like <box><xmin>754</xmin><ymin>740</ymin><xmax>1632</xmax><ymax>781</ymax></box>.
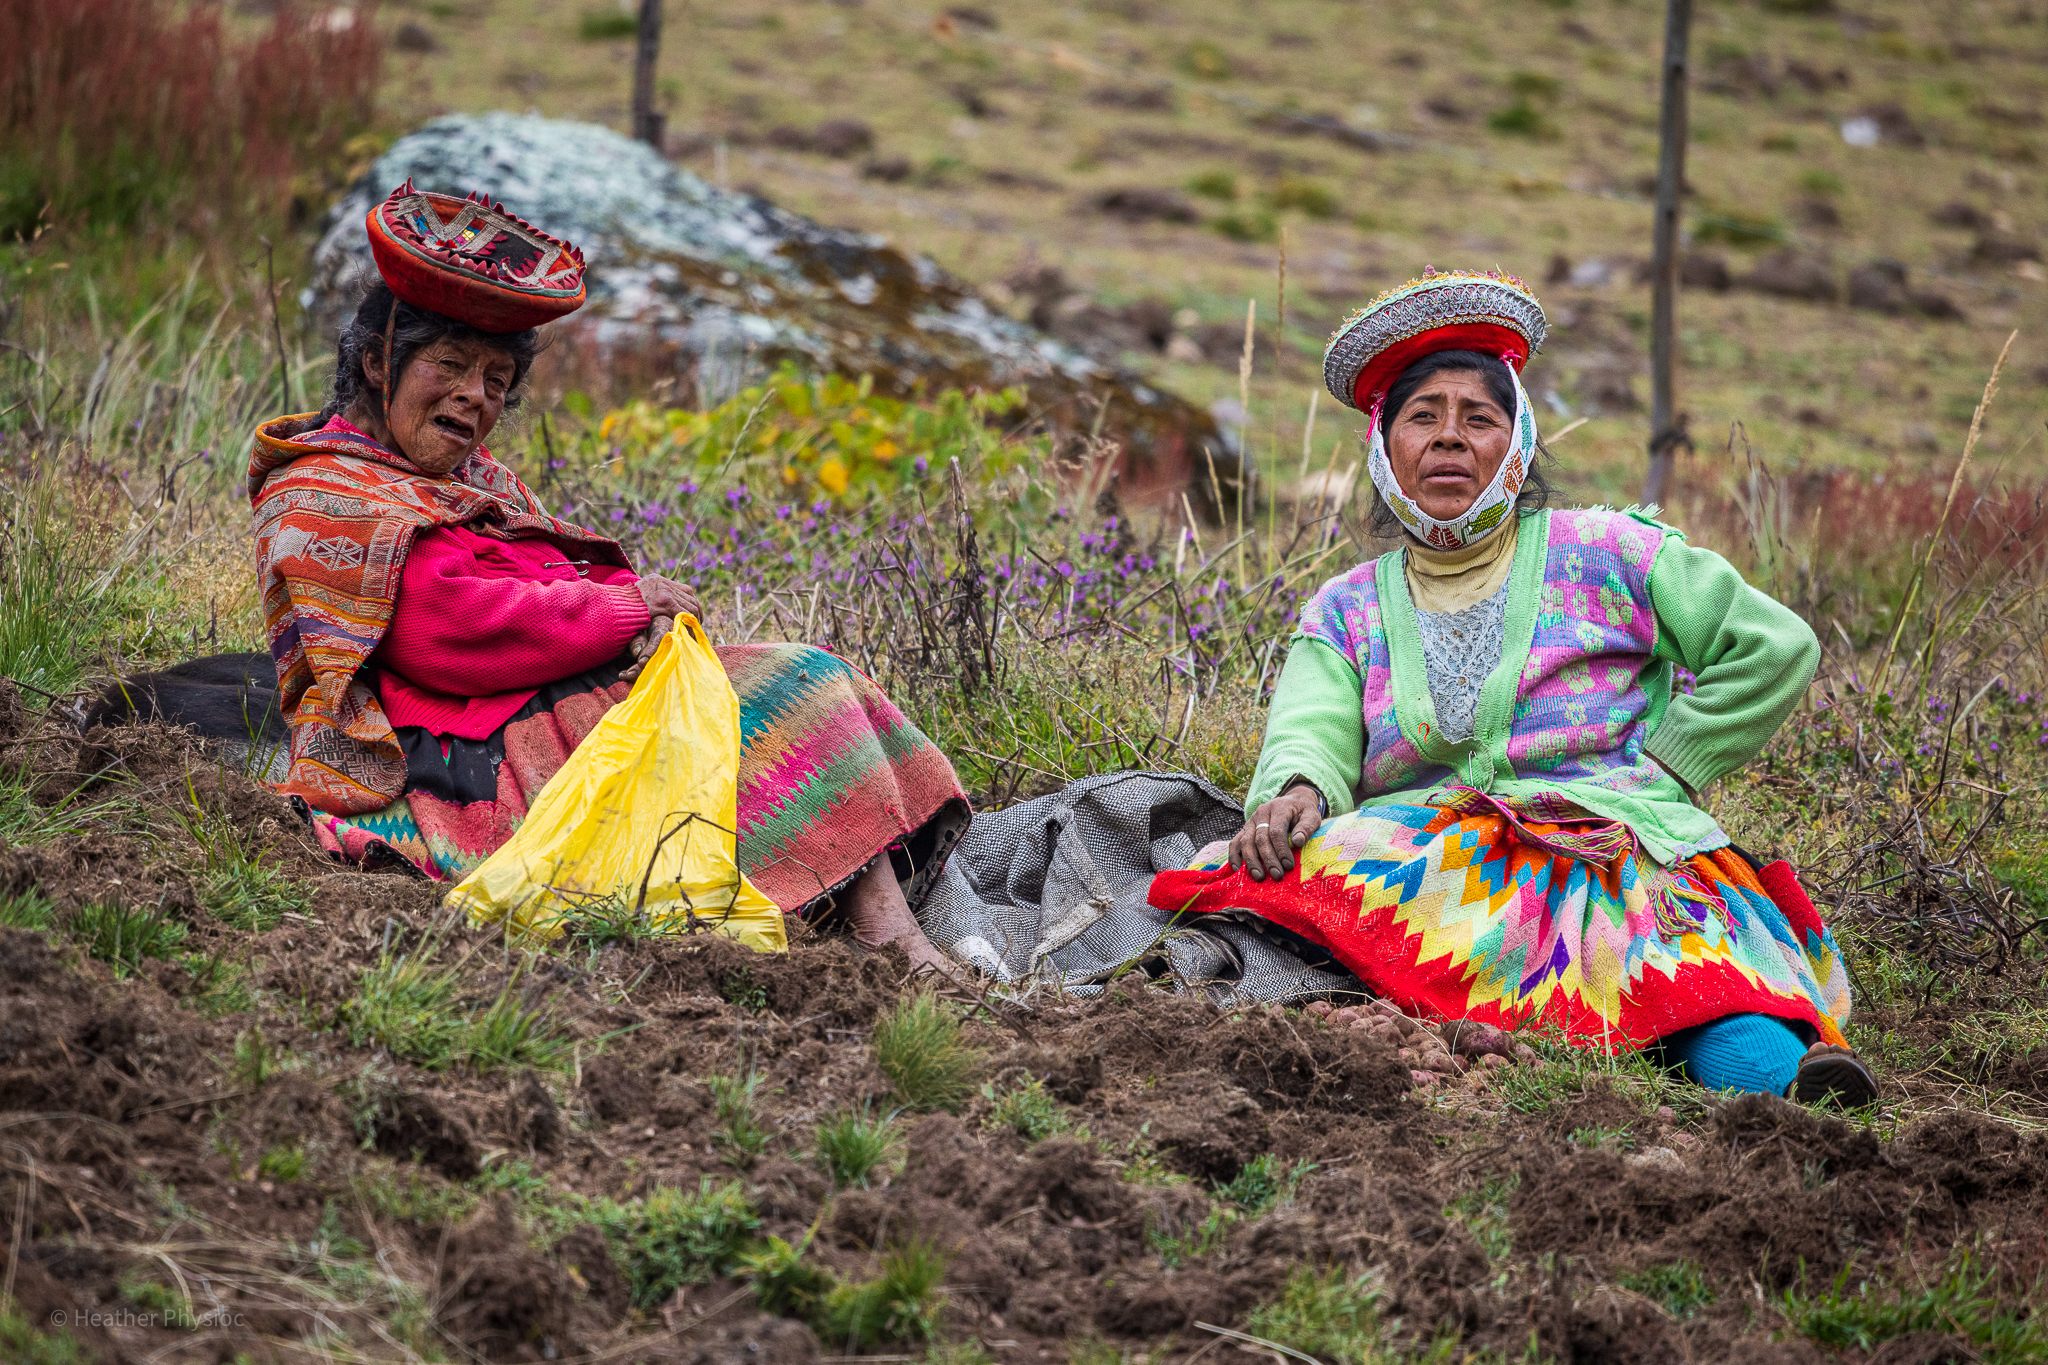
<box><xmin>1149</xmin><ymin>269</ymin><xmax>1874</xmax><ymax>1105</ymax></box>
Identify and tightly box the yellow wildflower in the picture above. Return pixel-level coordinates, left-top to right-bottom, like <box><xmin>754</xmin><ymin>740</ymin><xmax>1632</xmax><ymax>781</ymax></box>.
<box><xmin>818</xmin><ymin>459</ymin><xmax>850</xmax><ymax>496</ymax></box>
<box><xmin>872</xmin><ymin>440</ymin><xmax>899</xmax><ymax>460</ymax></box>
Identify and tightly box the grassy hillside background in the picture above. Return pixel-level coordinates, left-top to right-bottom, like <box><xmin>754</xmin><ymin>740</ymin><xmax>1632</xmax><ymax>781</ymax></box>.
<box><xmin>364</xmin><ymin>0</ymin><xmax>2048</xmax><ymax>502</ymax></box>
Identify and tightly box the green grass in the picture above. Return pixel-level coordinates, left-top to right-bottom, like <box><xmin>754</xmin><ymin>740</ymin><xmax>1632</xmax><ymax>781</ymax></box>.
<box><xmin>0</xmin><ymin>889</ymin><xmax>56</xmax><ymax>931</ymax></box>
<box><xmin>1245</xmin><ymin>1266</ymin><xmax>1388</xmax><ymax>1365</ymax></box>
<box><xmin>1216</xmin><ymin>1153</ymin><xmax>1313</xmax><ymax>1216</ymax></box>
<box><xmin>707</xmin><ymin>1071</ymin><xmax>773</xmax><ymax>1166</ymax></box>
<box><xmin>1146</xmin><ymin>1204</ymin><xmax>1233</xmax><ymax>1267</ymax></box>
<box><xmin>183</xmin><ymin>802</ymin><xmax>308</xmax><ymax>931</ymax></box>
<box><xmin>815</xmin><ymin>1104</ymin><xmax>902</xmax><ymax>1188</ymax></box>
<box><xmin>464</xmin><ymin>980</ymin><xmax>576</xmax><ymax>1073</ymax></box>
<box><xmin>980</xmin><ymin>1074</ymin><xmax>1079</xmax><ymax>1143</ymax></box>
<box><xmin>1622</xmin><ymin>1261</ymin><xmax>1716</xmax><ymax>1321</ymax></box>
<box><xmin>815</xmin><ymin>1240</ymin><xmax>951</xmax><ymax>1349</ymax></box>
<box><xmin>555</xmin><ymin>891</ymin><xmax>659</xmax><ymax>949</ymax></box>
<box><xmin>577</xmin><ymin>8</ymin><xmax>637</xmax><ymax>39</ymax></box>
<box><xmin>744</xmin><ymin>1234</ymin><xmax>951</xmax><ymax>1349</ymax></box>
<box><xmin>1782</xmin><ymin>1253</ymin><xmax>2048</xmax><ymax>1359</ymax></box>
<box><xmin>1487</xmin><ymin>1029</ymin><xmax>1693</xmax><ymax>1118</ymax></box>
<box><xmin>338</xmin><ymin>954</ymin><xmax>465</xmax><ymax>1068</ymax></box>
<box><xmin>0</xmin><ymin>1309</ymin><xmax>92</xmax><ymax>1365</ymax></box>
<box><xmin>229</xmin><ymin>1025</ymin><xmax>298</xmax><ymax>1088</ymax></box>
<box><xmin>1444</xmin><ymin>1174</ymin><xmax>1519</xmax><ymax>1263</ymax></box>
<box><xmin>182</xmin><ymin>952</ymin><xmax>259</xmax><ymax>1017</ymax></box>
<box><xmin>339</xmin><ymin>954</ymin><xmax>575</xmax><ymax>1073</ymax></box>
<box><xmin>1265</xmin><ymin>177</ymin><xmax>1341</xmax><ymax>220</ymax></box>
<box><xmin>1187</xmin><ymin>169</ymin><xmax>1238</xmax><ymax>201</ymax></box>
<box><xmin>874</xmin><ymin>992</ymin><xmax>980</xmax><ymax>1113</ymax></box>
<box><xmin>596</xmin><ymin>1177</ymin><xmax>762</xmax><ymax>1309</ymax></box>
<box><xmin>257</xmin><ymin>1142</ymin><xmax>309</xmax><ymax>1182</ymax></box>
<box><xmin>70</xmin><ymin>900</ymin><xmax>187</xmax><ymax>976</ymax></box>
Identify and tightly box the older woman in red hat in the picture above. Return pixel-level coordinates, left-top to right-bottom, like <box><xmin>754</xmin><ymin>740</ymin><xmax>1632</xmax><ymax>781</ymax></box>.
<box><xmin>248</xmin><ymin>183</ymin><xmax>965</xmax><ymax>969</ymax></box>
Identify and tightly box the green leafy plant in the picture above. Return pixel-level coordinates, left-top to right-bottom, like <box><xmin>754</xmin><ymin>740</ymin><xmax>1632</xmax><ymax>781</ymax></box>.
<box><xmin>339</xmin><ymin>954</ymin><xmax>574</xmax><ymax>1073</ymax></box>
<box><xmin>184</xmin><ymin>953</ymin><xmax>258</xmax><ymax>1017</ymax></box>
<box><xmin>1623</xmin><ymin>1261</ymin><xmax>1716</xmax><ymax>1320</ymax></box>
<box><xmin>70</xmin><ymin>900</ymin><xmax>187</xmax><ymax>975</ymax></box>
<box><xmin>815</xmin><ymin>1104</ymin><xmax>902</xmax><ymax>1187</ymax></box>
<box><xmin>596</xmin><ymin>1177</ymin><xmax>762</xmax><ymax>1308</ymax></box>
<box><xmin>743</xmin><ymin>1235</ymin><xmax>951</xmax><ymax>1348</ymax></box>
<box><xmin>1245</xmin><ymin>1266</ymin><xmax>1388</xmax><ymax>1365</ymax></box>
<box><xmin>556</xmin><ymin>892</ymin><xmax>657</xmax><ymax>949</ymax></box>
<box><xmin>576</xmin><ymin>365</ymin><xmax>1031</xmax><ymax>505</ymax></box>
<box><xmin>1211</xmin><ymin>209</ymin><xmax>1279</xmax><ymax>243</ymax></box>
<box><xmin>1187</xmin><ymin>169</ymin><xmax>1238</xmax><ymax>201</ymax></box>
<box><xmin>1146</xmin><ymin>1204</ymin><xmax>1233</xmax><ymax>1266</ymax></box>
<box><xmin>119</xmin><ymin>1270</ymin><xmax>195</xmax><ymax>1328</ymax></box>
<box><xmin>874</xmin><ymin>992</ymin><xmax>980</xmax><ymax>1113</ymax></box>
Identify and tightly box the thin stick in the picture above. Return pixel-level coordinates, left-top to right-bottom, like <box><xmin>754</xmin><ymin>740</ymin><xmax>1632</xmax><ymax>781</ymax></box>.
<box><xmin>1544</xmin><ymin>415</ymin><xmax>1589</xmax><ymax>445</ymax></box>
<box><xmin>1270</xmin><ymin>227</ymin><xmax>1288</xmax><ymax>566</ymax></box>
<box><xmin>1872</xmin><ymin>329</ymin><xmax>2018</xmax><ymax>699</ymax></box>
<box><xmin>1297</xmin><ymin>388</ymin><xmax>1320</xmax><ymax>482</ymax></box>
<box><xmin>260</xmin><ymin>237</ymin><xmax>292</xmax><ymax>413</ymax></box>
<box><xmin>1194</xmin><ymin>1322</ymin><xmax>1324</xmax><ymax>1365</ymax></box>
<box><xmin>1236</xmin><ymin>298</ymin><xmax>1255</xmax><ymax>586</ymax></box>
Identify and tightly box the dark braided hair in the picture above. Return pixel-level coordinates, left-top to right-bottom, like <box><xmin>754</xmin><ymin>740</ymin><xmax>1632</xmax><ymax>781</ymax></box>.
<box><xmin>1366</xmin><ymin>349</ymin><xmax>1553</xmax><ymax>538</ymax></box>
<box><xmin>323</xmin><ymin>281</ymin><xmax>544</xmax><ymax>422</ymax></box>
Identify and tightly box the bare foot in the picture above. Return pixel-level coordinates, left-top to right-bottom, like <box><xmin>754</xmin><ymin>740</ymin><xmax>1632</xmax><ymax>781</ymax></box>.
<box><xmin>844</xmin><ymin>857</ymin><xmax>955</xmax><ymax>979</ymax></box>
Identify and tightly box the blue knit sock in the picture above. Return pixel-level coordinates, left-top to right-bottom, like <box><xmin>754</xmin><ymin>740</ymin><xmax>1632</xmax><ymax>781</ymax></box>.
<box><xmin>1655</xmin><ymin>1014</ymin><xmax>1809</xmax><ymax>1095</ymax></box>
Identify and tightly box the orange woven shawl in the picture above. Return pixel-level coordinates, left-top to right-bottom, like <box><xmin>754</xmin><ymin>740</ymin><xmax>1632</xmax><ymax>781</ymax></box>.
<box><xmin>247</xmin><ymin>414</ymin><xmax>630</xmax><ymax>815</ymax></box>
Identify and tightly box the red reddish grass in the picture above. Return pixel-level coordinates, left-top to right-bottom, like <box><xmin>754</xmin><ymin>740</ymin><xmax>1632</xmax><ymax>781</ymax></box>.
<box><xmin>0</xmin><ymin>0</ymin><xmax>381</xmax><ymax>234</ymax></box>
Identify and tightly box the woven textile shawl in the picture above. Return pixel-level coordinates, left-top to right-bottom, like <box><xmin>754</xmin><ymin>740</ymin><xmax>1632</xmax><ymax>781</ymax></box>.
<box><xmin>247</xmin><ymin>414</ymin><xmax>630</xmax><ymax>815</ymax></box>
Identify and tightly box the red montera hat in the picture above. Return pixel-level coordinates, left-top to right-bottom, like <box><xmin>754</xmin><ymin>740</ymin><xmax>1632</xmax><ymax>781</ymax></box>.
<box><xmin>1322</xmin><ymin>269</ymin><xmax>1548</xmax><ymax>414</ymax></box>
<box><xmin>365</xmin><ymin>180</ymin><xmax>586</xmax><ymax>333</ymax></box>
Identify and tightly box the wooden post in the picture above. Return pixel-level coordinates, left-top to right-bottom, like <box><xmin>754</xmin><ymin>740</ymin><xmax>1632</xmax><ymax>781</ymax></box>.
<box><xmin>631</xmin><ymin>0</ymin><xmax>665</xmax><ymax>149</ymax></box>
<box><xmin>1640</xmin><ymin>0</ymin><xmax>1693</xmax><ymax>508</ymax></box>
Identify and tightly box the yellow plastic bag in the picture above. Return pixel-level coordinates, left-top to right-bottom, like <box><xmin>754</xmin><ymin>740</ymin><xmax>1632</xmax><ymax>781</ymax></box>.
<box><xmin>444</xmin><ymin>618</ymin><xmax>786</xmax><ymax>952</ymax></box>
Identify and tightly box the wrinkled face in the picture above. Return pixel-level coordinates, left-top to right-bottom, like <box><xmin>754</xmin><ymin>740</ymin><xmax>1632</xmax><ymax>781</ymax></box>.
<box><xmin>369</xmin><ymin>336</ymin><xmax>516</xmax><ymax>475</ymax></box>
<box><xmin>1385</xmin><ymin>370</ymin><xmax>1514</xmax><ymax>523</ymax></box>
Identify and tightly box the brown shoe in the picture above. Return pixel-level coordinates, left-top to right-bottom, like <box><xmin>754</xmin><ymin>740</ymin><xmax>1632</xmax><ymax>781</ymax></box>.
<box><xmin>1786</xmin><ymin>1044</ymin><xmax>1879</xmax><ymax>1108</ymax></box>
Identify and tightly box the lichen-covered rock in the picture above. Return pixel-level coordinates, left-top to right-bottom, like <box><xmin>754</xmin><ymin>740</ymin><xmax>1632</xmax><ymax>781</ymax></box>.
<box><xmin>308</xmin><ymin>112</ymin><xmax>1228</xmax><ymax>505</ymax></box>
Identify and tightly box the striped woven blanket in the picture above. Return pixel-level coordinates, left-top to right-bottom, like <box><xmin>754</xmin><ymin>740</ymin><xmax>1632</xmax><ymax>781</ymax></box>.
<box><xmin>308</xmin><ymin>643</ymin><xmax>969</xmax><ymax>916</ymax></box>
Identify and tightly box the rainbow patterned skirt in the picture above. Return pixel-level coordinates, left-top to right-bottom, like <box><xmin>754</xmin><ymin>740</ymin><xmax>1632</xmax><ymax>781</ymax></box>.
<box><xmin>1149</xmin><ymin>801</ymin><xmax>1850</xmax><ymax>1048</ymax></box>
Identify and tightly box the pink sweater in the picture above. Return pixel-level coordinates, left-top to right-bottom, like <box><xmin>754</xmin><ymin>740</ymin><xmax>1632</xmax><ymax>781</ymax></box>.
<box><xmin>373</xmin><ymin>523</ymin><xmax>650</xmax><ymax>739</ymax></box>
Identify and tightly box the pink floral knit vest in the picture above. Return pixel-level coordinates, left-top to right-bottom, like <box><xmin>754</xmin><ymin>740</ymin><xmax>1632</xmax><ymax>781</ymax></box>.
<box><xmin>1294</xmin><ymin>509</ymin><xmax>1671</xmax><ymax>807</ymax></box>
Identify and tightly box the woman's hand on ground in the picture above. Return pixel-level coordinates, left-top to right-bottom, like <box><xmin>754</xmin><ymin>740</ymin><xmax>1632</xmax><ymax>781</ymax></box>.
<box><xmin>1229</xmin><ymin>784</ymin><xmax>1326</xmax><ymax>882</ymax></box>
